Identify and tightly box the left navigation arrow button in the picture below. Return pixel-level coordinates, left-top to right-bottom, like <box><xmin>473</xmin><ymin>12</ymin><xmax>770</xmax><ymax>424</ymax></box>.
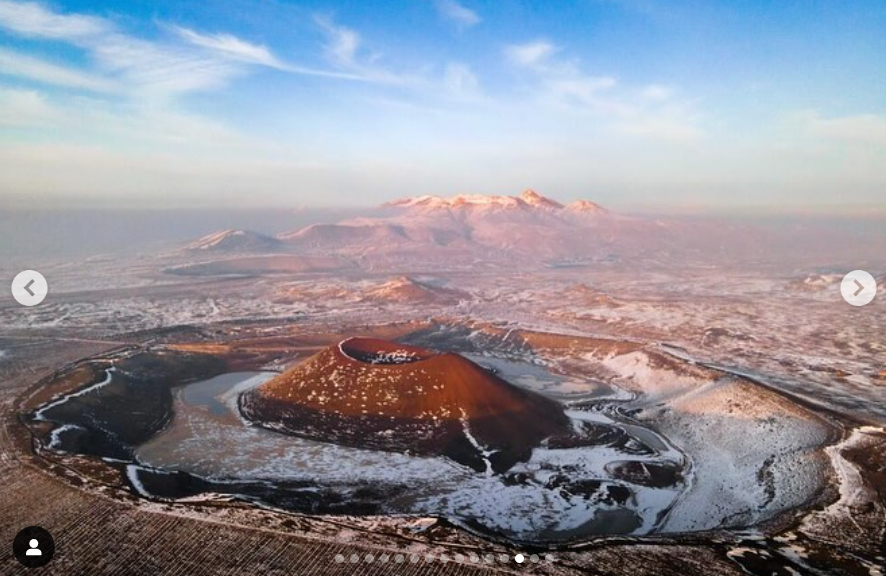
<box><xmin>11</xmin><ymin>270</ymin><xmax>48</xmax><ymax>306</ymax></box>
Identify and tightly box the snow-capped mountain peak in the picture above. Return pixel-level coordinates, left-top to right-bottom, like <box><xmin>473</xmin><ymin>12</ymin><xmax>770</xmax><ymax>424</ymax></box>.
<box><xmin>387</xmin><ymin>190</ymin><xmax>576</xmax><ymax>212</ymax></box>
<box><xmin>387</xmin><ymin>194</ymin><xmax>522</xmax><ymax>210</ymax></box>
<box><xmin>519</xmin><ymin>189</ymin><xmax>563</xmax><ymax>209</ymax></box>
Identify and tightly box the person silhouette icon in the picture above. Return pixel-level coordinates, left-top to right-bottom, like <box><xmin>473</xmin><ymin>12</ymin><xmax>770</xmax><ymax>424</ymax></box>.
<box><xmin>26</xmin><ymin>539</ymin><xmax>42</xmax><ymax>556</ymax></box>
<box><xmin>13</xmin><ymin>526</ymin><xmax>54</xmax><ymax>567</ymax></box>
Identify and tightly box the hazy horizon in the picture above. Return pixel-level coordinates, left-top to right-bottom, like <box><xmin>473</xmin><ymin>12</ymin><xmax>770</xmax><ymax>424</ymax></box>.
<box><xmin>2</xmin><ymin>190</ymin><xmax>886</xmax><ymax>216</ymax></box>
<box><xmin>5</xmin><ymin>186</ymin><xmax>885</xmax><ymax>214</ymax></box>
<box><xmin>2</xmin><ymin>204</ymin><xmax>885</xmax><ymax>266</ymax></box>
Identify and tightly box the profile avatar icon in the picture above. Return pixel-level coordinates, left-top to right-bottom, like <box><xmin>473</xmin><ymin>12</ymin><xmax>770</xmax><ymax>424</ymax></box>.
<box><xmin>13</xmin><ymin>526</ymin><xmax>54</xmax><ymax>567</ymax></box>
<box><xmin>26</xmin><ymin>539</ymin><xmax>42</xmax><ymax>556</ymax></box>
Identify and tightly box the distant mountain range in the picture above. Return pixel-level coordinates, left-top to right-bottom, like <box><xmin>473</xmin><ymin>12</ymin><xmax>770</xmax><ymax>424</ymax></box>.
<box><xmin>183</xmin><ymin>190</ymin><xmax>885</xmax><ymax>265</ymax></box>
<box><xmin>186</xmin><ymin>190</ymin><xmax>662</xmax><ymax>260</ymax></box>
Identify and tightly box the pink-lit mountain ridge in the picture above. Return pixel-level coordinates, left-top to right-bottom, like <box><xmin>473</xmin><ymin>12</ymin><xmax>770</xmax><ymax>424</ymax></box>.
<box><xmin>185</xmin><ymin>190</ymin><xmax>883</xmax><ymax>264</ymax></box>
<box><xmin>276</xmin><ymin>190</ymin><xmax>650</xmax><ymax>259</ymax></box>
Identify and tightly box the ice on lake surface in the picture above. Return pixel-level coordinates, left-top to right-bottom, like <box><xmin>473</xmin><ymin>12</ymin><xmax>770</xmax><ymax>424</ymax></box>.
<box><xmin>135</xmin><ymin>370</ymin><xmax>686</xmax><ymax>542</ymax></box>
<box><xmin>464</xmin><ymin>354</ymin><xmax>623</xmax><ymax>402</ymax></box>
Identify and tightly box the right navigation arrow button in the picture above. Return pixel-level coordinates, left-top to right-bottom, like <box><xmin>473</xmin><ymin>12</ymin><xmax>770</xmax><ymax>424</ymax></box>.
<box><xmin>841</xmin><ymin>270</ymin><xmax>876</xmax><ymax>307</ymax></box>
<box><xmin>853</xmin><ymin>279</ymin><xmax>865</xmax><ymax>297</ymax></box>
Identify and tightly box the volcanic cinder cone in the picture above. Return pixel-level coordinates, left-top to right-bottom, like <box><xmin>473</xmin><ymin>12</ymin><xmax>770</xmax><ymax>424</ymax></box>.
<box><xmin>239</xmin><ymin>338</ymin><xmax>569</xmax><ymax>473</ymax></box>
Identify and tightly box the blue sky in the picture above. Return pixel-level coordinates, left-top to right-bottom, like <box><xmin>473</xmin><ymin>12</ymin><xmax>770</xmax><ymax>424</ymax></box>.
<box><xmin>0</xmin><ymin>0</ymin><xmax>884</xmax><ymax>211</ymax></box>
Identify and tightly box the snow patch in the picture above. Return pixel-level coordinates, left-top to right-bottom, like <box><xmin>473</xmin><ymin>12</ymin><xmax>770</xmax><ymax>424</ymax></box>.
<box><xmin>34</xmin><ymin>367</ymin><xmax>116</xmax><ymax>421</ymax></box>
<box><xmin>459</xmin><ymin>408</ymin><xmax>496</xmax><ymax>476</ymax></box>
<box><xmin>47</xmin><ymin>423</ymin><xmax>84</xmax><ymax>450</ymax></box>
<box><xmin>126</xmin><ymin>464</ymin><xmax>158</xmax><ymax>498</ymax></box>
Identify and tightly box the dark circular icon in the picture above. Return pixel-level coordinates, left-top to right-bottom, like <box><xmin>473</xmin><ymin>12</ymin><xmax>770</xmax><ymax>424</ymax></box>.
<box><xmin>13</xmin><ymin>526</ymin><xmax>55</xmax><ymax>568</ymax></box>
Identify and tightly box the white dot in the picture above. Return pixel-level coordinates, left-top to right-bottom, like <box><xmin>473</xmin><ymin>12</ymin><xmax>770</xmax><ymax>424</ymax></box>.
<box><xmin>530</xmin><ymin>554</ymin><xmax>540</xmax><ymax>563</ymax></box>
<box><xmin>469</xmin><ymin>554</ymin><xmax>479</xmax><ymax>563</ymax></box>
<box><xmin>395</xmin><ymin>554</ymin><xmax>404</xmax><ymax>563</ymax></box>
<box><xmin>409</xmin><ymin>554</ymin><xmax>419</xmax><ymax>563</ymax></box>
<box><xmin>379</xmin><ymin>554</ymin><xmax>389</xmax><ymax>563</ymax></box>
<box><xmin>365</xmin><ymin>554</ymin><xmax>374</xmax><ymax>563</ymax></box>
<box><xmin>334</xmin><ymin>554</ymin><xmax>344</xmax><ymax>563</ymax></box>
<box><xmin>349</xmin><ymin>554</ymin><xmax>359</xmax><ymax>563</ymax></box>
<box><xmin>515</xmin><ymin>553</ymin><xmax>525</xmax><ymax>563</ymax></box>
<box><xmin>498</xmin><ymin>553</ymin><xmax>510</xmax><ymax>563</ymax></box>
<box><xmin>440</xmin><ymin>554</ymin><xmax>449</xmax><ymax>563</ymax></box>
<box><xmin>425</xmin><ymin>554</ymin><xmax>434</xmax><ymax>563</ymax></box>
<box><xmin>29</xmin><ymin>539</ymin><xmax>39</xmax><ymax>548</ymax></box>
<box><xmin>455</xmin><ymin>553</ymin><xmax>464</xmax><ymax>563</ymax></box>
<box><xmin>484</xmin><ymin>554</ymin><xmax>495</xmax><ymax>564</ymax></box>
<box><xmin>545</xmin><ymin>553</ymin><xmax>555</xmax><ymax>563</ymax></box>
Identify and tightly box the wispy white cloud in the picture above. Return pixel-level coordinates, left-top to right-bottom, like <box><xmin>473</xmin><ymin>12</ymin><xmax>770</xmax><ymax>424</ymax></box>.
<box><xmin>0</xmin><ymin>0</ymin><xmax>107</xmax><ymax>39</ymax></box>
<box><xmin>0</xmin><ymin>0</ymin><xmax>372</xmax><ymax>97</ymax></box>
<box><xmin>0</xmin><ymin>0</ymin><xmax>474</xmax><ymax>103</ymax></box>
<box><xmin>504</xmin><ymin>38</ymin><xmax>699</xmax><ymax>141</ymax></box>
<box><xmin>0</xmin><ymin>1</ymin><xmax>242</xmax><ymax>96</ymax></box>
<box><xmin>172</xmin><ymin>26</ymin><xmax>283</xmax><ymax>68</ymax></box>
<box><xmin>505</xmin><ymin>40</ymin><xmax>557</xmax><ymax>69</ymax></box>
<box><xmin>172</xmin><ymin>24</ymin><xmax>366</xmax><ymax>81</ymax></box>
<box><xmin>314</xmin><ymin>15</ymin><xmax>361</xmax><ymax>67</ymax></box>
<box><xmin>312</xmin><ymin>15</ymin><xmax>487</xmax><ymax>96</ymax></box>
<box><xmin>505</xmin><ymin>39</ymin><xmax>619</xmax><ymax>110</ymax></box>
<box><xmin>92</xmin><ymin>34</ymin><xmax>239</xmax><ymax>97</ymax></box>
<box><xmin>433</xmin><ymin>0</ymin><xmax>480</xmax><ymax>30</ymax></box>
<box><xmin>313</xmin><ymin>15</ymin><xmax>418</xmax><ymax>86</ymax></box>
<box><xmin>545</xmin><ymin>77</ymin><xmax>620</xmax><ymax>110</ymax></box>
<box><xmin>0</xmin><ymin>47</ymin><xmax>119</xmax><ymax>92</ymax></box>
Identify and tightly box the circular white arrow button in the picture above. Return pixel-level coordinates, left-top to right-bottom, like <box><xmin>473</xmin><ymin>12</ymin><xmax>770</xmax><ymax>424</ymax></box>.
<box><xmin>11</xmin><ymin>270</ymin><xmax>48</xmax><ymax>307</ymax></box>
<box><xmin>840</xmin><ymin>270</ymin><xmax>876</xmax><ymax>307</ymax></box>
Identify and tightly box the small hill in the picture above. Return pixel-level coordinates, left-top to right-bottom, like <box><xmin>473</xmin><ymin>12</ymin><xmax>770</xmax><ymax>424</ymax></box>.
<box><xmin>239</xmin><ymin>338</ymin><xmax>569</xmax><ymax>473</ymax></box>
<box><xmin>278</xmin><ymin>223</ymin><xmax>412</xmax><ymax>249</ymax></box>
<box><xmin>366</xmin><ymin>276</ymin><xmax>468</xmax><ymax>305</ymax></box>
<box><xmin>186</xmin><ymin>229</ymin><xmax>282</xmax><ymax>252</ymax></box>
<box><xmin>564</xmin><ymin>283</ymin><xmax>622</xmax><ymax>307</ymax></box>
<box><xmin>786</xmin><ymin>273</ymin><xmax>842</xmax><ymax>292</ymax></box>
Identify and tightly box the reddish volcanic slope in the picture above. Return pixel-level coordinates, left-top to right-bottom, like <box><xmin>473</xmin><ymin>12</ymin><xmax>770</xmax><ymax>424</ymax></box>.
<box><xmin>240</xmin><ymin>338</ymin><xmax>569</xmax><ymax>473</ymax></box>
<box><xmin>366</xmin><ymin>276</ymin><xmax>468</xmax><ymax>305</ymax></box>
